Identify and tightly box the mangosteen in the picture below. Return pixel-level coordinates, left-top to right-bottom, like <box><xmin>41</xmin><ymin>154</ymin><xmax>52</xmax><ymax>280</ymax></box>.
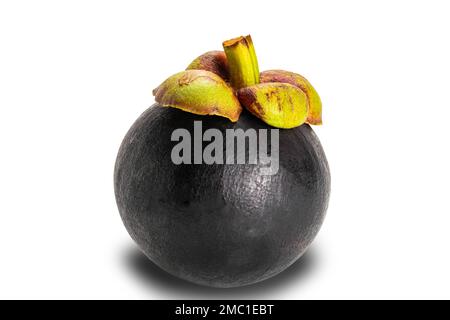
<box><xmin>114</xmin><ymin>35</ymin><xmax>330</xmax><ymax>288</ymax></box>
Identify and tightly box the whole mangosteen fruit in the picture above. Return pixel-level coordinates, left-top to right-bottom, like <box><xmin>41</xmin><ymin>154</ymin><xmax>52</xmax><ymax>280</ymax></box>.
<box><xmin>114</xmin><ymin>35</ymin><xmax>330</xmax><ymax>287</ymax></box>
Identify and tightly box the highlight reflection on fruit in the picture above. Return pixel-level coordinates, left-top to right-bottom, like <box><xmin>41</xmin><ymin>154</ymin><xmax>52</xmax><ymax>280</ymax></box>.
<box><xmin>114</xmin><ymin>35</ymin><xmax>330</xmax><ymax>288</ymax></box>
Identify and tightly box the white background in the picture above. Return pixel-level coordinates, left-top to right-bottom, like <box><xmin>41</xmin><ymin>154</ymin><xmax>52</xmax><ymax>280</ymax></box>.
<box><xmin>1</xmin><ymin>0</ymin><xmax>449</xmax><ymax>299</ymax></box>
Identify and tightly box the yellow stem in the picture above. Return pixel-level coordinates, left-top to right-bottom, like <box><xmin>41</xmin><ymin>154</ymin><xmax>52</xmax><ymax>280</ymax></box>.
<box><xmin>223</xmin><ymin>35</ymin><xmax>260</xmax><ymax>89</ymax></box>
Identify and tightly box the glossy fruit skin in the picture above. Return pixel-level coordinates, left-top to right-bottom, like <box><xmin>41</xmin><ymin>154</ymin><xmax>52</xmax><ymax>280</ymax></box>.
<box><xmin>114</xmin><ymin>104</ymin><xmax>330</xmax><ymax>288</ymax></box>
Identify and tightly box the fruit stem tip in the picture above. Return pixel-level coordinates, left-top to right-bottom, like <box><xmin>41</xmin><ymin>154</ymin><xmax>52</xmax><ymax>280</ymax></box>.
<box><xmin>223</xmin><ymin>35</ymin><xmax>260</xmax><ymax>90</ymax></box>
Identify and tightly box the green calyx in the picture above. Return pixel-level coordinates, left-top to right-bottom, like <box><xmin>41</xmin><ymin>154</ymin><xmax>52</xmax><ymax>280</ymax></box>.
<box><xmin>238</xmin><ymin>83</ymin><xmax>308</xmax><ymax>129</ymax></box>
<box><xmin>260</xmin><ymin>70</ymin><xmax>322</xmax><ymax>125</ymax></box>
<box><xmin>153</xmin><ymin>70</ymin><xmax>241</xmax><ymax>122</ymax></box>
<box><xmin>186</xmin><ymin>51</ymin><xmax>229</xmax><ymax>81</ymax></box>
<box><xmin>152</xmin><ymin>35</ymin><xmax>323</xmax><ymax>128</ymax></box>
